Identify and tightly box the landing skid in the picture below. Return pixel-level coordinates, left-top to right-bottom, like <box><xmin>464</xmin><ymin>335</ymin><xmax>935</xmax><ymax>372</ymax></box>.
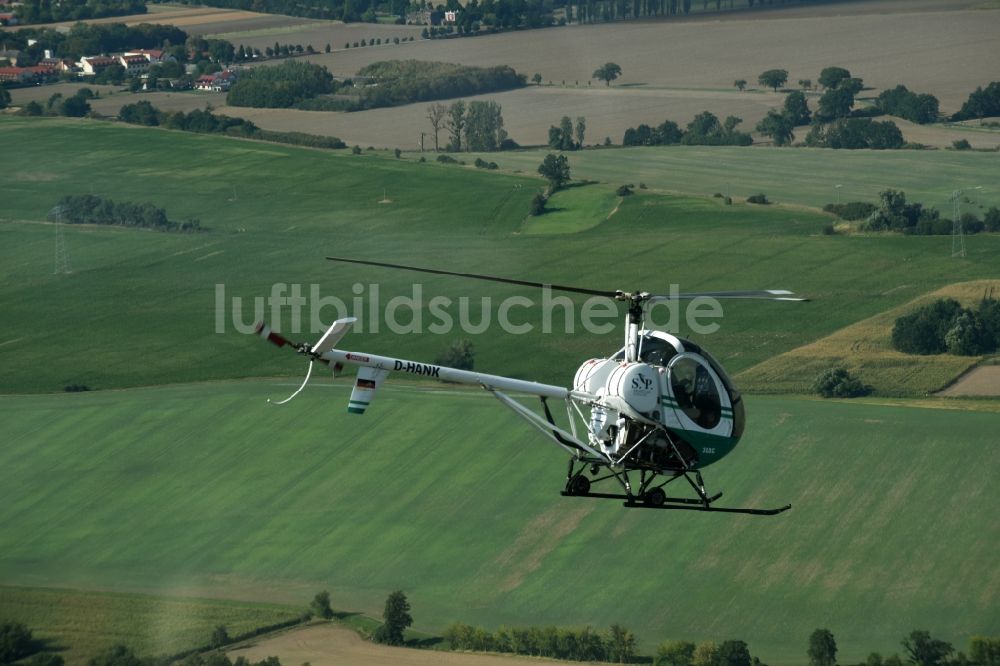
<box><xmin>559</xmin><ymin>491</ymin><xmax>790</xmax><ymax>515</ymax></box>
<box><xmin>561</xmin><ymin>460</ymin><xmax>790</xmax><ymax>517</ymax></box>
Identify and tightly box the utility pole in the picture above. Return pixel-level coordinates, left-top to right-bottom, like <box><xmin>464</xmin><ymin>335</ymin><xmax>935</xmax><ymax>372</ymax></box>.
<box><xmin>54</xmin><ymin>219</ymin><xmax>71</xmax><ymax>275</ymax></box>
<box><xmin>952</xmin><ymin>186</ymin><xmax>982</xmax><ymax>258</ymax></box>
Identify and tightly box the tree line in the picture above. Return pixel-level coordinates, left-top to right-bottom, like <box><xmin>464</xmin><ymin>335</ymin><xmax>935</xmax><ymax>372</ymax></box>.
<box><xmin>622</xmin><ymin>111</ymin><xmax>752</xmax><ymax>146</ymax></box>
<box><xmin>226</xmin><ymin>60</ymin><xmax>334</xmax><ymax>108</ymax></box>
<box><xmin>426</xmin><ymin>99</ymin><xmax>513</xmax><ymax>152</ymax></box>
<box><xmin>5</xmin><ymin>603</ymin><xmax>1000</xmax><ymax>666</ymax></box>
<box><xmin>13</xmin><ymin>0</ymin><xmax>145</xmax><ymax>24</ymax></box>
<box><xmin>893</xmin><ymin>297</ymin><xmax>1000</xmax><ymax>357</ymax></box>
<box><xmin>49</xmin><ymin>194</ymin><xmax>203</xmax><ymax>232</ymax></box>
<box><xmin>117</xmin><ymin>100</ymin><xmax>347</xmax><ymax>149</ymax></box>
<box><xmin>857</xmin><ymin>189</ymin><xmax>1000</xmax><ymax>236</ymax></box>
<box><xmin>18</xmin><ymin>88</ymin><xmax>96</xmax><ymax>117</ymax></box>
<box><xmin>352</xmin><ymin>60</ymin><xmax>525</xmax><ymax>110</ymax></box>
<box><xmin>445</xmin><ymin>622</ymin><xmax>638</xmax><ymax>662</ymax></box>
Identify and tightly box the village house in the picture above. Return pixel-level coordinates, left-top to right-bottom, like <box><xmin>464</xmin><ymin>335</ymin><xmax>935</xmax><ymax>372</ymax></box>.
<box><xmin>124</xmin><ymin>49</ymin><xmax>171</xmax><ymax>65</ymax></box>
<box><xmin>118</xmin><ymin>53</ymin><xmax>150</xmax><ymax>74</ymax></box>
<box><xmin>78</xmin><ymin>55</ymin><xmax>118</xmax><ymax>75</ymax></box>
<box><xmin>194</xmin><ymin>69</ymin><xmax>237</xmax><ymax>91</ymax></box>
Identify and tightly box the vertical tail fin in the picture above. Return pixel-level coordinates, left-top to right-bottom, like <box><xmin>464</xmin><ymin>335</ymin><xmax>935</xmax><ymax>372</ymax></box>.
<box><xmin>348</xmin><ymin>366</ymin><xmax>389</xmax><ymax>414</ymax></box>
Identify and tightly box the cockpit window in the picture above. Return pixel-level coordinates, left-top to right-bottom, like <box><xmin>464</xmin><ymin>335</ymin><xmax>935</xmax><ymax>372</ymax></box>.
<box><xmin>677</xmin><ymin>339</ymin><xmax>741</xmax><ymax>403</ymax></box>
<box><xmin>670</xmin><ymin>357</ymin><xmax>722</xmax><ymax>429</ymax></box>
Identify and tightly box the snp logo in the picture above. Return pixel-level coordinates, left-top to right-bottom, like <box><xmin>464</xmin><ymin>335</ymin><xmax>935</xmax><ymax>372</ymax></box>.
<box><xmin>631</xmin><ymin>374</ymin><xmax>654</xmax><ymax>394</ymax></box>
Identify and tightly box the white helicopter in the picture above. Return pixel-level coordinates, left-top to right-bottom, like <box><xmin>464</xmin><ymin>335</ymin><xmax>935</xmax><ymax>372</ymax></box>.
<box><xmin>254</xmin><ymin>257</ymin><xmax>804</xmax><ymax>515</ymax></box>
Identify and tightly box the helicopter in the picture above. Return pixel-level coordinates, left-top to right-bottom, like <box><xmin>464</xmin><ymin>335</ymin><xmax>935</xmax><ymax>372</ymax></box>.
<box><xmin>254</xmin><ymin>256</ymin><xmax>805</xmax><ymax>516</ymax></box>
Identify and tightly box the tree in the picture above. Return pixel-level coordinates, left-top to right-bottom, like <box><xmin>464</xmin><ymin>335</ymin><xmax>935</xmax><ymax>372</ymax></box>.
<box><xmin>809</xmin><ymin>629</ymin><xmax>838</xmax><ymax>666</ymax></box>
<box><xmin>86</xmin><ymin>645</ymin><xmax>143</xmax><ymax>666</ymax></box>
<box><xmin>426</xmin><ymin>103</ymin><xmax>448</xmax><ymax>152</ymax></box>
<box><xmin>903</xmin><ymin>631</ymin><xmax>953</xmax><ymax>666</ymax></box>
<box><xmin>945</xmin><ymin>311</ymin><xmax>993</xmax><ymax>355</ymax></box>
<box><xmin>798</xmin><ymin>78</ymin><xmax>812</xmax><ymax>90</ymax></box>
<box><xmin>464</xmin><ymin>100</ymin><xmax>507</xmax><ymax>151</ymax></box>
<box><xmin>734</xmin><ymin>79</ymin><xmax>747</xmax><ymax>92</ymax></box>
<box><xmin>59</xmin><ymin>95</ymin><xmax>91</xmax><ymax>117</ymax></box>
<box><xmin>575</xmin><ymin>116</ymin><xmax>586</xmax><ymax>147</ymax></box>
<box><xmin>892</xmin><ymin>299</ymin><xmax>964</xmax><ymax>355</ymax></box>
<box><xmin>436</xmin><ymin>339</ymin><xmax>474</xmax><ymax>369</ymax></box>
<box><xmin>446</xmin><ymin>100</ymin><xmax>466</xmax><ymax>151</ymax></box>
<box><xmin>692</xmin><ymin>642</ymin><xmax>718</xmax><ymax>666</ymax></box>
<box><xmin>716</xmin><ymin>641</ymin><xmax>752</xmax><ymax>666</ymax></box>
<box><xmin>783</xmin><ymin>90</ymin><xmax>811</xmax><ymax>125</ymax></box>
<box><xmin>817</xmin><ymin>86</ymin><xmax>855</xmax><ymax>121</ymax></box>
<box><xmin>818</xmin><ymin>66</ymin><xmax>851</xmax><ymax>90</ymax></box>
<box><xmin>593</xmin><ymin>62</ymin><xmax>622</xmax><ymax>86</ymax></box>
<box><xmin>532</xmin><ymin>72</ymin><xmax>542</xmax><ymax>85</ymax></box>
<box><xmin>310</xmin><ymin>591</ymin><xmax>334</xmax><ymax>619</ymax></box>
<box><xmin>0</xmin><ymin>621</ymin><xmax>34</xmax><ymax>663</ymax></box>
<box><xmin>756</xmin><ymin>110</ymin><xmax>794</xmax><ymax>146</ymax></box>
<box><xmin>210</xmin><ymin>625</ymin><xmax>230</xmax><ymax>648</ymax></box>
<box><xmin>813</xmin><ymin>367</ymin><xmax>868</xmax><ymax>398</ymax></box>
<box><xmin>952</xmin><ymin>81</ymin><xmax>1000</xmax><ymax>121</ymax></box>
<box><xmin>374</xmin><ymin>590</ymin><xmax>412</xmax><ymax>646</ymax></box>
<box><xmin>970</xmin><ymin>637</ymin><xmax>1000</xmax><ymax>666</ymax></box>
<box><xmin>655</xmin><ymin>640</ymin><xmax>696</xmax><ymax>666</ymax></box>
<box><xmin>0</xmin><ymin>86</ymin><xmax>10</xmax><ymax>110</ymax></box>
<box><xmin>758</xmin><ymin>69</ymin><xmax>788</xmax><ymax>92</ymax></box>
<box><xmin>538</xmin><ymin>153</ymin><xmax>570</xmax><ymax>191</ymax></box>
<box><xmin>548</xmin><ymin>115</ymin><xmax>576</xmax><ymax>150</ymax></box>
<box><xmin>606</xmin><ymin>624</ymin><xmax>636</xmax><ymax>664</ymax></box>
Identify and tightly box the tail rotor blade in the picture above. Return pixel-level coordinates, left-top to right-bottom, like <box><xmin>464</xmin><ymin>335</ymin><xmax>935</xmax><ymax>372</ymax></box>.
<box><xmin>255</xmin><ymin>321</ymin><xmax>294</xmax><ymax>348</ymax></box>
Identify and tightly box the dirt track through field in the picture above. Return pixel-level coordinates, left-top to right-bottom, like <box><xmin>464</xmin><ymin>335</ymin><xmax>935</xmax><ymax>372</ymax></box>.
<box><xmin>228</xmin><ymin>623</ymin><xmax>570</xmax><ymax>666</ymax></box>
<box><xmin>938</xmin><ymin>366</ymin><xmax>1000</xmax><ymax>396</ymax></box>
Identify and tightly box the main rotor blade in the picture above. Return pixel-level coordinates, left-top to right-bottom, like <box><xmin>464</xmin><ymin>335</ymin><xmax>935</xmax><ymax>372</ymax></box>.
<box><xmin>326</xmin><ymin>256</ymin><xmax>618</xmax><ymax>297</ymax></box>
<box><xmin>648</xmin><ymin>290</ymin><xmax>808</xmax><ymax>302</ymax></box>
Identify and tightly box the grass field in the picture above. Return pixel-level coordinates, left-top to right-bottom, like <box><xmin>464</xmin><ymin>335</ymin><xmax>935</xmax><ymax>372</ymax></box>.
<box><xmin>1</xmin><ymin>382</ymin><xmax>997</xmax><ymax>664</ymax></box>
<box><xmin>468</xmin><ymin>145</ymin><xmax>1000</xmax><ymax>213</ymax></box>
<box><xmin>0</xmin><ymin>586</ymin><xmax>302</xmax><ymax>665</ymax></box>
<box><xmin>3</xmin><ymin>117</ymin><xmax>1000</xmax><ymax>396</ymax></box>
<box><xmin>738</xmin><ymin>280</ymin><xmax>1000</xmax><ymax>396</ymax></box>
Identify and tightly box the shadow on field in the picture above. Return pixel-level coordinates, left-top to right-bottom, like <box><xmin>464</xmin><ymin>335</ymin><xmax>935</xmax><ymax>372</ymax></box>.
<box><xmin>31</xmin><ymin>636</ymin><xmax>70</xmax><ymax>656</ymax></box>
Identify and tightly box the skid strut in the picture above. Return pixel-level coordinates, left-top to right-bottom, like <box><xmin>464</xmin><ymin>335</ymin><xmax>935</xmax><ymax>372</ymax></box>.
<box><xmin>560</xmin><ymin>464</ymin><xmax>790</xmax><ymax>516</ymax></box>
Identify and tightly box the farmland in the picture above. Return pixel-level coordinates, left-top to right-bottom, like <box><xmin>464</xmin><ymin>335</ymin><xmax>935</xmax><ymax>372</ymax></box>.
<box><xmin>1</xmin><ymin>382</ymin><xmax>998</xmax><ymax>664</ymax></box>
<box><xmin>2</xmin><ymin>1</ymin><xmax>999</xmax><ymax>662</ymax></box>
<box><xmin>0</xmin><ymin>586</ymin><xmax>302</xmax><ymax>665</ymax></box>
<box><xmin>216</xmin><ymin>0</ymin><xmax>1000</xmax><ymax>148</ymax></box>
<box><xmin>4</xmin><ymin>118</ymin><xmax>1000</xmax><ymax>395</ymax></box>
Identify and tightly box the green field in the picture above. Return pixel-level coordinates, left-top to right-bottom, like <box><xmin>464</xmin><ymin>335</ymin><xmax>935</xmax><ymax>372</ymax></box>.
<box><xmin>1</xmin><ymin>383</ymin><xmax>997</xmax><ymax>664</ymax></box>
<box><xmin>470</xmin><ymin>146</ymin><xmax>1000</xmax><ymax>214</ymax></box>
<box><xmin>3</xmin><ymin>117</ymin><xmax>1000</xmax><ymax>396</ymax></box>
<box><xmin>2</xmin><ymin>116</ymin><xmax>999</xmax><ymax>665</ymax></box>
<box><xmin>0</xmin><ymin>586</ymin><xmax>302</xmax><ymax>665</ymax></box>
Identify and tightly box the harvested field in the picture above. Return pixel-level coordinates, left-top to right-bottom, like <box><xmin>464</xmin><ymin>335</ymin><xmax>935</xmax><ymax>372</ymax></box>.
<box><xmin>6</xmin><ymin>83</ymin><xmax>121</xmax><ymax>107</ymax></box>
<box><xmin>216</xmin><ymin>85</ymin><xmax>784</xmax><ymax>148</ymax></box>
<box><xmin>889</xmin><ymin>117</ymin><xmax>1000</xmax><ymax>150</ymax></box>
<box><xmin>87</xmin><ymin>90</ymin><xmax>227</xmax><ymax>116</ymax></box>
<box><xmin>207</xmin><ymin>22</ymin><xmax>421</xmax><ymax>53</ymax></box>
<box><xmin>229</xmin><ymin>624</ymin><xmax>569</xmax><ymax>666</ymax></box>
<box><xmin>4</xmin><ymin>86</ymin><xmax>227</xmax><ymax>116</ymax></box>
<box><xmin>295</xmin><ymin>4</ymin><xmax>1000</xmax><ymax>112</ymax></box>
<box><xmin>938</xmin><ymin>366</ymin><xmax>1000</xmax><ymax>396</ymax></box>
<box><xmin>0</xmin><ymin>5</ymin><xmax>317</xmax><ymax>34</ymax></box>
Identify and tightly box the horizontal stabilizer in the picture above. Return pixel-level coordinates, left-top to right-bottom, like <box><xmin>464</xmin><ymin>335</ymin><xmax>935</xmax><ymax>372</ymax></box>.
<box><xmin>314</xmin><ymin>317</ymin><xmax>356</xmax><ymax>355</ymax></box>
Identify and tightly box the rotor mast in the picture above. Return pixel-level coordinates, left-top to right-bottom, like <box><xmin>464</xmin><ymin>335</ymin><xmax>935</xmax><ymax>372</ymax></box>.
<box><xmin>619</xmin><ymin>292</ymin><xmax>649</xmax><ymax>363</ymax></box>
